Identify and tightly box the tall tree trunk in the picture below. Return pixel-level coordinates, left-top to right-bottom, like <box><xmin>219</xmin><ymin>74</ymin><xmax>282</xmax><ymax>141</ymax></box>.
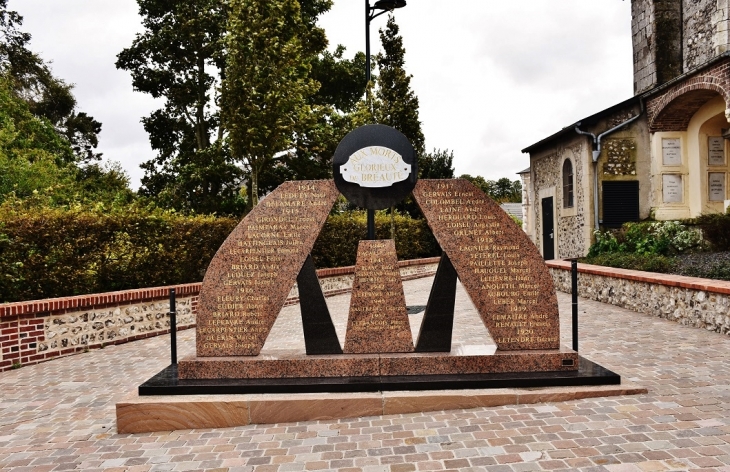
<box><xmin>195</xmin><ymin>53</ymin><xmax>207</xmax><ymax>150</ymax></box>
<box><xmin>251</xmin><ymin>165</ymin><xmax>259</xmax><ymax>207</ymax></box>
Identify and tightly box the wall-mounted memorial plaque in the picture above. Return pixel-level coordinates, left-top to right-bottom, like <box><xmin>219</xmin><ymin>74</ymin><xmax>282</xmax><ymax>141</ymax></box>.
<box><xmin>662</xmin><ymin>138</ymin><xmax>682</xmax><ymax>166</ymax></box>
<box><xmin>709</xmin><ymin>136</ymin><xmax>726</xmax><ymax>166</ymax></box>
<box><xmin>662</xmin><ymin>174</ymin><xmax>683</xmax><ymax>203</ymax></box>
<box><xmin>343</xmin><ymin>240</ymin><xmax>414</xmax><ymax>354</ymax></box>
<box><xmin>195</xmin><ymin>181</ymin><xmax>339</xmax><ymax>356</ymax></box>
<box><xmin>412</xmin><ymin>179</ymin><xmax>560</xmax><ymax>351</ymax></box>
<box><xmin>709</xmin><ymin>172</ymin><xmax>726</xmax><ymax>202</ymax></box>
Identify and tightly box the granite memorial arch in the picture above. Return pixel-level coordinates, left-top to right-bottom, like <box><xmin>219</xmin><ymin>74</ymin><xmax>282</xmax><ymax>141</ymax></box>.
<box><xmin>140</xmin><ymin>125</ymin><xmax>619</xmax><ymax>394</ymax></box>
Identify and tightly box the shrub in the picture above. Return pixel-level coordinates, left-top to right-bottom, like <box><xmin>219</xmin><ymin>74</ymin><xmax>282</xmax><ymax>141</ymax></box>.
<box><xmin>588</xmin><ymin>220</ymin><xmax>702</xmax><ymax>257</ymax></box>
<box><xmin>0</xmin><ymin>201</ymin><xmax>440</xmax><ymax>302</ymax></box>
<box><xmin>587</xmin><ymin>230</ymin><xmax>623</xmax><ymax>256</ymax></box>
<box><xmin>693</xmin><ymin>213</ymin><xmax>730</xmax><ymax>251</ymax></box>
<box><xmin>674</xmin><ymin>252</ymin><xmax>730</xmax><ymax>281</ymax></box>
<box><xmin>702</xmin><ymin>264</ymin><xmax>730</xmax><ymax>280</ymax></box>
<box><xmin>582</xmin><ymin>253</ymin><xmax>677</xmax><ymax>273</ymax></box>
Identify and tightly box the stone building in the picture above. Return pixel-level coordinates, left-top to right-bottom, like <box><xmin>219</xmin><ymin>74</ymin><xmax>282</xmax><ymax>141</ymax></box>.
<box><xmin>522</xmin><ymin>0</ymin><xmax>730</xmax><ymax>259</ymax></box>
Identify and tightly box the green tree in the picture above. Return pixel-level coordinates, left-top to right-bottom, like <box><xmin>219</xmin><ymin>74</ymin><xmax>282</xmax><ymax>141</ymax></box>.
<box><xmin>116</xmin><ymin>0</ymin><xmax>245</xmax><ymax>214</ymax></box>
<box><xmin>508</xmin><ymin>178</ymin><xmax>523</xmax><ymax>202</ymax></box>
<box><xmin>0</xmin><ymin>75</ymin><xmax>73</xmax><ymax>199</ymax></box>
<box><xmin>245</xmin><ymin>6</ymin><xmax>366</xmax><ymax>198</ymax></box>
<box><xmin>223</xmin><ymin>0</ymin><xmax>320</xmax><ymax>206</ymax></box>
<box><xmin>311</xmin><ymin>46</ymin><xmax>367</xmax><ymax>113</ymax></box>
<box><xmin>254</xmin><ymin>47</ymin><xmax>366</xmax><ymax>197</ymax></box>
<box><xmin>0</xmin><ymin>1</ymin><xmax>133</xmax><ymax>207</ymax></box>
<box><xmin>492</xmin><ymin>177</ymin><xmax>521</xmax><ymax>202</ymax></box>
<box><xmin>0</xmin><ymin>75</ymin><xmax>132</xmax><ymax>207</ymax></box>
<box><xmin>459</xmin><ymin>174</ymin><xmax>522</xmax><ymax>203</ymax></box>
<box><xmin>458</xmin><ymin>174</ymin><xmax>486</xmax><ymax>194</ymax></box>
<box><xmin>0</xmin><ymin>0</ymin><xmax>103</xmax><ymax>165</ymax></box>
<box><xmin>419</xmin><ymin>148</ymin><xmax>454</xmax><ymax>179</ymax></box>
<box><xmin>375</xmin><ymin>16</ymin><xmax>425</xmax><ymax>158</ymax></box>
<box><xmin>118</xmin><ymin>0</ymin><xmax>359</xmax><ymax>213</ymax></box>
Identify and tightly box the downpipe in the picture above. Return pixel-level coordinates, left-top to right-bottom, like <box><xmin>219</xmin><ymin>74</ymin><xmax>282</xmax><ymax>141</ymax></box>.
<box><xmin>575</xmin><ymin>100</ymin><xmax>644</xmax><ymax>231</ymax></box>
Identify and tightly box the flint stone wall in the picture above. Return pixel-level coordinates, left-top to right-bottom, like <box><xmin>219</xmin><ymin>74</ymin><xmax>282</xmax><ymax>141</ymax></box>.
<box><xmin>40</xmin><ymin>298</ymin><xmax>195</xmax><ymax>353</ymax></box>
<box><xmin>0</xmin><ymin>257</ymin><xmax>439</xmax><ymax>372</ymax></box>
<box><xmin>531</xmin><ymin>142</ymin><xmax>587</xmax><ymax>260</ymax></box>
<box><xmin>548</xmin><ymin>260</ymin><xmax>730</xmax><ymax>335</ymax></box>
<box><xmin>0</xmin><ymin>284</ymin><xmax>201</xmax><ymax>373</ymax></box>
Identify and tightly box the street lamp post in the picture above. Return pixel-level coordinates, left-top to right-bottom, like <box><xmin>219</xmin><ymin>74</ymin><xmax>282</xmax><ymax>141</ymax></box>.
<box><xmin>364</xmin><ymin>0</ymin><xmax>406</xmax><ymax>240</ymax></box>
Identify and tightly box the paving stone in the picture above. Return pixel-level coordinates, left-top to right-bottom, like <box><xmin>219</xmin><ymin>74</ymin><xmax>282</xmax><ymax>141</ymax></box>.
<box><xmin>0</xmin><ymin>279</ymin><xmax>729</xmax><ymax>471</ymax></box>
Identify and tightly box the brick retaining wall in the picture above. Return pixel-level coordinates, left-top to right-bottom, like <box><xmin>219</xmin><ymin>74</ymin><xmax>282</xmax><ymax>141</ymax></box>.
<box><xmin>0</xmin><ymin>257</ymin><xmax>440</xmax><ymax>372</ymax></box>
<box><xmin>547</xmin><ymin>260</ymin><xmax>730</xmax><ymax>336</ymax></box>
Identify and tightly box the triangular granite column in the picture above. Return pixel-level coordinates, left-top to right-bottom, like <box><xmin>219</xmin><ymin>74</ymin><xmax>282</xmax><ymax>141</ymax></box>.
<box><xmin>344</xmin><ymin>240</ymin><xmax>414</xmax><ymax>354</ymax></box>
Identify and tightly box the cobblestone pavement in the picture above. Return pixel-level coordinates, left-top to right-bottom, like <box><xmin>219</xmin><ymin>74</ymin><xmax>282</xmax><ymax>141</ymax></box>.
<box><xmin>1</xmin><ymin>277</ymin><xmax>729</xmax><ymax>472</ymax></box>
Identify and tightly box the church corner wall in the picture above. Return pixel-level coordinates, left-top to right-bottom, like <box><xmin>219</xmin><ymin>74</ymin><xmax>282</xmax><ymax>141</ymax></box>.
<box><xmin>597</xmin><ymin>113</ymin><xmax>652</xmax><ymax>222</ymax></box>
<box><xmin>683</xmin><ymin>0</ymin><xmax>722</xmax><ymax>71</ymax></box>
<box><xmin>633</xmin><ymin>0</ymin><xmax>730</xmax><ymax>95</ymax></box>
<box><xmin>529</xmin><ymin>135</ymin><xmax>592</xmax><ymax>260</ymax></box>
<box><xmin>633</xmin><ymin>0</ymin><xmax>683</xmax><ymax>94</ymax></box>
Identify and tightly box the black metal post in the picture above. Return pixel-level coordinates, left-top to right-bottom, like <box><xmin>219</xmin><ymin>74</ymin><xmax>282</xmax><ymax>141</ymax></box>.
<box><xmin>367</xmin><ymin>209</ymin><xmax>376</xmax><ymax>239</ymax></box>
<box><xmin>571</xmin><ymin>259</ymin><xmax>578</xmax><ymax>352</ymax></box>
<box><xmin>364</xmin><ymin>1</ymin><xmax>404</xmax><ymax>240</ymax></box>
<box><xmin>366</xmin><ymin>0</ymin><xmax>371</xmax><ymax>85</ymax></box>
<box><xmin>169</xmin><ymin>288</ymin><xmax>177</xmax><ymax>365</ymax></box>
<box><xmin>365</xmin><ymin>0</ymin><xmax>375</xmax><ymax>240</ymax></box>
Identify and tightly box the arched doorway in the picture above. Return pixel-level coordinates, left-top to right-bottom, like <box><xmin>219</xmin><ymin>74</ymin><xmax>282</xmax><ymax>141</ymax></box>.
<box><xmin>649</xmin><ymin>89</ymin><xmax>730</xmax><ymax>219</ymax></box>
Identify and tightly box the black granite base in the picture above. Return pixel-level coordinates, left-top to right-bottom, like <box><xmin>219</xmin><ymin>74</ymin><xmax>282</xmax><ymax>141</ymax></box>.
<box><xmin>139</xmin><ymin>356</ymin><xmax>619</xmax><ymax>396</ymax></box>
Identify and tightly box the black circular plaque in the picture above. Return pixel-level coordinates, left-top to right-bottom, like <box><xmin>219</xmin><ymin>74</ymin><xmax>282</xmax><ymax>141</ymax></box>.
<box><xmin>333</xmin><ymin>124</ymin><xmax>417</xmax><ymax>210</ymax></box>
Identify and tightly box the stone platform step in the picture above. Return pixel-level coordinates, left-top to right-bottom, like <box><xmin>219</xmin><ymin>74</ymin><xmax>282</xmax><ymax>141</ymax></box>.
<box><xmin>117</xmin><ymin>357</ymin><xmax>646</xmax><ymax>433</ymax></box>
<box><xmin>117</xmin><ymin>382</ymin><xmax>647</xmax><ymax>434</ymax></box>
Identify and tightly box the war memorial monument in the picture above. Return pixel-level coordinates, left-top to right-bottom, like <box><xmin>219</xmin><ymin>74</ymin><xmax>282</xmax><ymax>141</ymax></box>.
<box><xmin>140</xmin><ymin>124</ymin><xmax>617</xmax><ymax>388</ymax></box>
<box><xmin>118</xmin><ymin>125</ymin><xmax>624</xmax><ymax>433</ymax></box>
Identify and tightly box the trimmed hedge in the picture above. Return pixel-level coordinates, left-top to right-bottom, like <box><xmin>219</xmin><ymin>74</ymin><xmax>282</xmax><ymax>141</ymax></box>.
<box><xmin>0</xmin><ymin>205</ymin><xmax>439</xmax><ymax>303</ymax></box>
<box><xmin>312</xmin><ymin>211</ymin><xmax>440</xmax><ymax>268</ymax></box>
<box><xmin>0</xmin><ymin>202</ymin><xmax>238</xmax><ymax>303</ymax></box>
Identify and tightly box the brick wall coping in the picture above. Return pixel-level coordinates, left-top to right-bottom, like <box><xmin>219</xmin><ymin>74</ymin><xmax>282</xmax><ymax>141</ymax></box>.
<box><xmin>547</xmin><ymin>260</ymin><xmax>730</xmax><ymax>295</ymax></box>
<box><xmin>0</xmin><ymin>256</ymin><xmax>442</xmax><ymax>318</ymax></box>
<box><xmin>0</xmin><ymin>283</ymin><xmax>203</xmax><ymax>318</ymax></box>
<box><xmin>314</xmin><ymin>256</ymin><xmax>441</xmax><ymax>278</ymax></box>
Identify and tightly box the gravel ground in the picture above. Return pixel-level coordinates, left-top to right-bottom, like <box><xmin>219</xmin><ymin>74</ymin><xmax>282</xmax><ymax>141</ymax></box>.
<box><xmin>674</xmin><ymin>251</ymin><xmax>730</xmax><ymax>279</ymax></box>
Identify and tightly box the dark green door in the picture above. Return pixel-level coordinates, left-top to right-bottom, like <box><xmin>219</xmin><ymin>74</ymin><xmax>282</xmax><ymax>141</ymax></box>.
<box><xmin>541</xmin><ymin>197</ymin><xmax>554</xmax><ymax>260</ymax></box>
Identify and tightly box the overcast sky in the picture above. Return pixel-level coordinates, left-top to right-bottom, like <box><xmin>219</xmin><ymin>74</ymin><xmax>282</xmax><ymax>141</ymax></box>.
<box><xmin>13</xmin><ymin>0</ymin><xmax>633</xmax><ymax>190</ymax></box>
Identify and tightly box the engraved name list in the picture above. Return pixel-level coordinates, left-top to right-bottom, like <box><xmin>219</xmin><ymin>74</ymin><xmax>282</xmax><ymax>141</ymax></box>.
<box><xmin>196</xmin><ymin>181</ymin><xmax>339</xmax><ymax>356</ymax></box>
<box><xmin>413</xmin><ymin>179</ymin><xmax>560</xmax><ymax>350</ymax></box>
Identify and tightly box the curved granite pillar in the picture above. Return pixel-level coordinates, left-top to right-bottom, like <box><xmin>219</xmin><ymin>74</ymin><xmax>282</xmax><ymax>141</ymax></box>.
<box><xmin>413</xmin><ymin>179</ymin><xmax>560</xmax><ymax>351</ymax></box>
<box><xmin>196</xmin><ymin>180</ymin><xmax>339</xmax><ymax>356</ymax></box>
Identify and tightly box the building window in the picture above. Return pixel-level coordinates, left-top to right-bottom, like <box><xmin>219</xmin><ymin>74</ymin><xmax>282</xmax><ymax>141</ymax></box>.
<box><xmin>562</xmin><ymin>159</ymin><xmax>574</xmax><ymax>208</ymax></box>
